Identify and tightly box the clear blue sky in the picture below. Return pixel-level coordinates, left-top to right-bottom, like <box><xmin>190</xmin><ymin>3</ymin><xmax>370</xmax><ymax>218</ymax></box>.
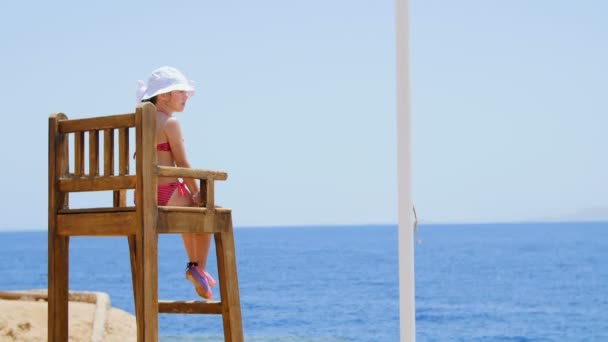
<box><xmin>1</xmin><ymin>1</ymin><xmax>606</xmax><ymax>230</ymax></box>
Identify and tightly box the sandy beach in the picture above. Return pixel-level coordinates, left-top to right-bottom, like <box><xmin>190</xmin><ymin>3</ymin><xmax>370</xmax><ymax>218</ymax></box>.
<box><xmin>0</xmin><ymin>291</ymin><xmax>135</xmax><ymax>342</ymax></box>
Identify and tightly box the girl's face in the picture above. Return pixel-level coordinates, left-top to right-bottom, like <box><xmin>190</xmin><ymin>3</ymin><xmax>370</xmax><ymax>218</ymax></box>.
<box><xmin>160</xmin><ymin>90</ymin><xmax>190</xmax><ymax>113</ymax></box>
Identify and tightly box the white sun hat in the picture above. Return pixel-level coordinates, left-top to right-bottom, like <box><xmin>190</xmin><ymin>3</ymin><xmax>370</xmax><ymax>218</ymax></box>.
<box><xmin>136</xmin><ymin>66</ymin><xmax>195</xmax><ymax>103</ymax></box>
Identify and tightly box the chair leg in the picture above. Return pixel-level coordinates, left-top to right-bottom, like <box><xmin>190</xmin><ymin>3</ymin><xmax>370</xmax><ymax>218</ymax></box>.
<box><xmin>48</xmin><ymin>235</ymin><xmax>69</xmax><ymax>342</ymax></box>
<box><xmin>215</xmin><ymin>216</ymin><xmax>244</xmax><ymax>342</ymax></box>
<box><xmin>128</xmin><ymin>235</ymin><xmax>140</xmax><ymax>337</ymax></box>
<box><xmin>134</xmin><ymin>234</ymin><xmax>145</xmax><ymax>342</ymax></box>
<box><xmin>138</xmin><ymin>229</ymin><xmax>159</xmax><ymax>341</ymax></box>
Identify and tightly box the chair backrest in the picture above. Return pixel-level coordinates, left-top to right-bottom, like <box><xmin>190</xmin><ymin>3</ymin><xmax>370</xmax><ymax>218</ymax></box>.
<box><xmin>49</xmin><ymin>103</ymin><xmax>158</xmax><ymax>213</ymax></box>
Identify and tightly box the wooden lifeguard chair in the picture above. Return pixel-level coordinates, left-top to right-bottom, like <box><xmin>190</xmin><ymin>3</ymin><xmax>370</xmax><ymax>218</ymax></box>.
<box><xmin>48</xmin><ymin>102</ymin><xmax>243</xmax><ymax>341</ymax></box>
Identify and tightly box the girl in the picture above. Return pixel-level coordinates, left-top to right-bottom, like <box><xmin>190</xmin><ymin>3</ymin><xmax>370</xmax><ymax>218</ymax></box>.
<box><xmin>136</xmin><ymin>66</ymin><xmax>215</xmax><ymax>300</ymax></box>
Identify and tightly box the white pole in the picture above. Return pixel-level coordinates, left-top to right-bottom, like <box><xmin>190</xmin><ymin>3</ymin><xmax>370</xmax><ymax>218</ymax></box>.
<box><xmin>396</xmin><ymin>0</ymin><xmax>415</xmax><ymax>341</ymax></box>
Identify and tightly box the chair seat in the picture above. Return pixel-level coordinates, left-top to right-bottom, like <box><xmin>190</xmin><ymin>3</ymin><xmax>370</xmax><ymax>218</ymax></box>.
<box><xmin>157</xmin><ymin>207</ymin><xmax>232</xmax><ymax>234</ymax></box>
<box><xmin>57</xmin><ymin>207</ymin><xmax>138</xmax><ymax>236</ymax></box>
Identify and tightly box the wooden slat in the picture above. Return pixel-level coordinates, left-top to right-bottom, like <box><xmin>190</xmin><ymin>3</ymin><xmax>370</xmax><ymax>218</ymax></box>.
<box><xmin>60</xmin><ymin>118</ymin><xmax>70</xmax><ymax>209</ymax></box>
<box><xmin>114</xmin><ymin>190</ymin><xmax>127</xmax><ymax>207</ymax></box>
<box><xmin>104</xmin><ymin>129</ymin><xmax>114</xmax><ymax>176</ymax></box>
<box><xmin>202</xmin><ymin>179</ymin><xmax>215</xmax><ymax>230</ymax></box>
<box><xmin>157</xmin><ymin>210</ymin><xmax>230</xmax><ymax>234</ymax></box>
<box><xmin>56</xmin><ymin>211</ymin><xmax>137</xmax><ymax>236</ymax></box>
<box><xmin>74</xmin><ymin>131</ymin><xmax>84</xmax><ymax>177</ymax></box>
<box><xmin>89</xmin><ymin>130</ymin><xmax>99</xmax><ymax>176</ymax></box>
<box><xmin>200</xmin><ymin>180</ymin><xmax>208</xmax><ymax>207</ymax></box>
<box><xmin>58</xmin><ymin>113</ymin><xmax>135</xmax><ymax>133</ymax></box>
<box><xmin>158</xmin><ymin>300</ymin><xmax>222</xmax><ymax>314</ymax></box>
<box><xmin>205</xmin><ymin>179</ymin><xmax>215</xmax><ymax>209</ymax></box>
<box><xmin>58</xmin><ymin>175</ymin><xmax>136</xmax><ymax>192</ymax></box>
<box><xmin>157</xmin><ymin>166</ymin><xmax>227</xmax><ymax>181</ymax></box>
<box><xmin>119</xmin><ymin>127</ymin><xmax>129</xmax><ymax>175</ymax></box>
<box><xmin>116</xmin><ymin>127</ymin><xmax>130</xmax><ymax>207</ymax></box>
<box><xmin>158</xmin><ymin>206</ymin><xmax>231</xmax><ymax>214</ymax></box>
<box><xmin>58</xmin><ymin>206</ymin><xmax>135</xmax><ymax>214</ymax></box>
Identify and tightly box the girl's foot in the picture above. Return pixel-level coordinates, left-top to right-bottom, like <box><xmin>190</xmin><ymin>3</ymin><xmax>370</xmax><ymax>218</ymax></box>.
<box><xmin>197</xmin><ymin>266</ymin><xmax>216</xmax><ymax>287</ymax></box>
<box><xmin>185</xmin><ymin>262</ymin><xmax>212</xmax><ymax>300</ymax></box>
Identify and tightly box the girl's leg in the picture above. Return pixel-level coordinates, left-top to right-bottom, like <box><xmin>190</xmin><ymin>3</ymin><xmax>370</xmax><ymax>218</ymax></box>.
<box><xmin>164</xmin><ymin>187</ymin><xmax>198</xmax><ymax>262</ymax></box>
<box><xmin>166</xmin><ymin>189</ymin><xmax>212</xmax><ymax>269</ymax></box>
<box><xmin>165</xmin><ymin>185</ymin><xmax>215</xmax><ymax>295</ymax></box>
<box><xmin>192</xmin><ymin>234</ymin><xmax>212</xmax><ymax>269</ymax></box>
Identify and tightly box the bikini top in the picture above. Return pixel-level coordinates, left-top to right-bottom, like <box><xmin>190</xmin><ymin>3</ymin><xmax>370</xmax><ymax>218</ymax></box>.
<box><xmin>133</xmin><ymin>142</ymin><xmax>170</xmax><ymax>159</ymax></box>
<box><xmin>157</xmin><ymin>111</ymin><xmax>172</xmax><ymax>152</ymax></box>
<box><xmin>157</xmin><ymin>142</ymin><xmax>171</xmax><ymax>152</ymax></box>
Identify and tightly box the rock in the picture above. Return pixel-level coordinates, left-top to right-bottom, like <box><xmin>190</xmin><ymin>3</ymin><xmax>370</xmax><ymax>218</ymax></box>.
<box><xmin>0</xmin><ymin>291</ymin><xmax>136</xmax><ymax>342</ymax></box>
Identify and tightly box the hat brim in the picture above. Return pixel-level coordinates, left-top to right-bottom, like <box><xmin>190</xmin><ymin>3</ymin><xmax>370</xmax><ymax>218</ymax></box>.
<box><xmin>142</xmin><ymin>83</ymin><xmax>195</xmax><ymax>100</ymax></box>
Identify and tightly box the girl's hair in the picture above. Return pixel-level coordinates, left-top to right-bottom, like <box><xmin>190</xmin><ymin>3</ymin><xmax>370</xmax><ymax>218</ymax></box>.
<box><xmin>142</xmin><ymin>96</ymin><xmax>158</xmax><ymax>105</ymax></box>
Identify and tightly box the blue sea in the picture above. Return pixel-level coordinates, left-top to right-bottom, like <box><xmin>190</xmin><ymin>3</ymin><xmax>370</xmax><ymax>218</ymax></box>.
<box><xmin>1</xmin><ymin>222</ymin><xmax>607</xmax><ymax>341</ymax></box>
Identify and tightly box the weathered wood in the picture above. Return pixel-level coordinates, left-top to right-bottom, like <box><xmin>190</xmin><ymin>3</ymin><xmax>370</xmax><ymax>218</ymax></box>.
<box><xmin>58</xmin><ymin>175</ymin><xmax>136</xmax><ymax>192</ymax></box>
<box><xmin>56</xmin><ymin>211</ymin><xmax>137</xmax><ymax>236</ymax></box>
<box><xmin>117</xmin><ymin>127</ymin><xmax>130</xmax><ymax>207</ymax></box>
<box><xmin>118</xmin><ymin>128</ymin><xmax>129</xmax><ymax>175</ymax></box>
<box><xmin>158</xmin><ymin>206</ymin><xmax>232</xmax><ymax>214</ymax></box>
<box><xmin>202</xmin><ymin>179</ymin><xmax>207</xmax><ymax>207</ymax></box>
<box><xmin>58</xmin><ymin>206</ymin><xmax>135</xmax><ymax>214</ymax></box>
<box><xmin>204</xmin><ymin>180</ymin><xmax>215</xmax><ymax>230</ymax></box>
<box><xmin>205</xmin><ymin>179</ymin><xmax>215</xmax><ymax>209</ymax></box>
<box><xmin>128</xmin><ymin>235</ymin><xmax>139</xmax><ymax>334</ymax></box>
<box><xmin>59</xmin><ymin>113</ymin><xmax>135</xmax><ymax>133</ymax></box>
<box><xmin>157</xmin><ymin>166</ymin><xmax>227</xmax><ymax>181</ymax></box>
<box><xmin>158</xmin><ymin>301</ymin><xmax>223</xmax><ymax>314</ymax></box>
<box><xmin>49</xmin><ymin>112</ymin><xmax>70</xmax><ymax>342</ymax></box>
<box><xmin>114</xmin><ymin>190</ymin><xmax>127</xmax><ymax>207</ymax></box>
<box><xmin>157</xmin><ymin>210</ymin><xmax>228</xmax><ymax>234</ymax></box>
<box><xmin>133</xmin><ymin>109</ymin><xmax>145</xmax><ymax>342</ymax></box>
<box><xmin>74</xmin><ymin>131</ymin><xmax>84</xmax><ymax>177</ymax></box>
<box><xmin>134</xmin><ymin>233</ymin><xmax>144</xmax><ymax>342</ymax></box>
<box><xmin>104</xmin><ymin>129</ymin><xmax>114</xmax><ymax>176</ymax></box>
<box><xmin>199</xmin><ymin>180</ymin><xmax>207</xmax><ymax>207</ymax></box>
<box><xmin>61</xmin><ymin>130</ymin><xmax>70</xmax><ymax>210</ymax></box>
<box><xmin>138</xmin><ymin>103</ymin><xmax>159</xmax><ymax>341</ymax></box>
<box><xmin>215</xmin><ymin>215</ymin><xmax>244</xmax><ymax>342</ymax></box>
<box><xmin>103</xmin><ymin>128</ymin><xmax>123</xmax><ymax>208</ymax></box>
<box><xmin>50</xmin><ymin>236</ymin><xmax>69</xmax><ymax>341</ymax></box>
<box><xmin>89</xmin><ymin>130</ymin><xmax>99</xmax><ymax>176</ymax></box>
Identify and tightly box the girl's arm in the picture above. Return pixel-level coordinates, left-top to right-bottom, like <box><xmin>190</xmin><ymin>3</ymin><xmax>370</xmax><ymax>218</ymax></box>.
<box><xmin>164</xmin><ymin>117</ymin><xmax>200</xmax><ymax>202</ymax></box>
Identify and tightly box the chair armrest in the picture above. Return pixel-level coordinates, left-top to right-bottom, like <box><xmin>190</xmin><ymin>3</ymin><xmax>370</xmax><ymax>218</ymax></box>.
<box><xmin>156</xmin><ymin>166</ymin><xmax>228</xmax><ymax>181</ymax></box>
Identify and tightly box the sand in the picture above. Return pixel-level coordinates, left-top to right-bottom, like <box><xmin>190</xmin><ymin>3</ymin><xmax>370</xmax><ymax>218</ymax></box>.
<box><xmin>0</xmin><ymin>297</ymin><xmax>136</xmax><ymax>342</ymax></box>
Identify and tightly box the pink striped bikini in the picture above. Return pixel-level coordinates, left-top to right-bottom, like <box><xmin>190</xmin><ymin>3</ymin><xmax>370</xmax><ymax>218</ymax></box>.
<box><xmin>156</xmin><ymin>141</ymin><xmax>188</xmax><ymax>206</ymax></box>
<box><xmin>134</xmin><ymin>136</ymin><xmax>188</xmax><ymax>206</ymax></box>
<box><xmin>157</xmin><ymin>181</ymin><xmax>187</xmax><ymax>206</ymax></box>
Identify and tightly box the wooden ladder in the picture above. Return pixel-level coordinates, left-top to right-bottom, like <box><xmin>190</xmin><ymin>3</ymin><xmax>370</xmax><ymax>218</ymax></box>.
<box><xmin>48</xmin><ymin>103</ymin><xmax>244</xmax><ymax>341</ymax></box>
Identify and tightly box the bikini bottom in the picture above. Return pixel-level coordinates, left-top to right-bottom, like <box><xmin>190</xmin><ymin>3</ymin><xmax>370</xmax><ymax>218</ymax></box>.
<box><xmin>158</xmin><ymin>181</ymin><xmax>187</xmax><ymax>206</ymax></box>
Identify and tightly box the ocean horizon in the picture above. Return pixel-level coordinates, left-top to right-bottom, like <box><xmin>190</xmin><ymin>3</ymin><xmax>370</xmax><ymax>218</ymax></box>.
<box><xmin>1</xmin><ymin>222</ymin><xmax>607</xmax><ymax>341</ymax></box>
<box><xmin>3</xmin><ymin>217</ymin><xmax>608</xmax><ymax>232</ymax></box>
